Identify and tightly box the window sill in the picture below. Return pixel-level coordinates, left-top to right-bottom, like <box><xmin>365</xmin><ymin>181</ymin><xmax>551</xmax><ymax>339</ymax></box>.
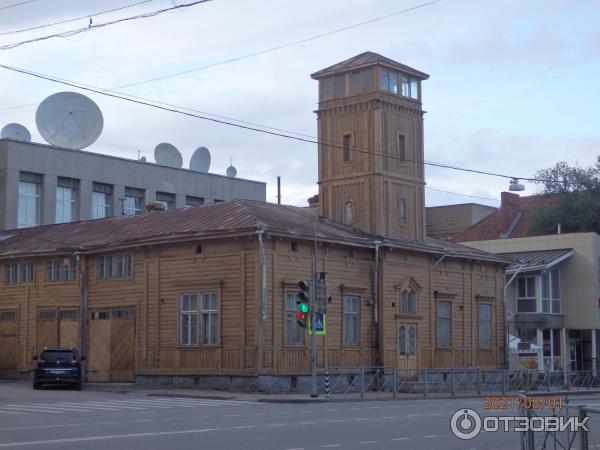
<box><xmin>395</xmin><ymin>314</ymin><xmax>422</xmax><ymax>320</ymax></box>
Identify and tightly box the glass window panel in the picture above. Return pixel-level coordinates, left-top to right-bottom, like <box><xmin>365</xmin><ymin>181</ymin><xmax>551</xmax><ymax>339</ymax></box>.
<box><xmin>551</xmin><ymin>270</ymin><xmax>560</xmax><ymax>299</ymax></box>
<box><xmin>390</xmin><ymin>72</ymin><xmax>398</xmax><ymax>94</ymax></box>
<box><xmin>398</xmin><ymin>325</ymin><xmax>406</xmax><ymax>355</ymax></box>
<box><xmin>479</xmin><ymin>304</ymin><xmax>492</xmax><ymax>347</ymax></box>
<box><xmin>379</xmin><ymin>70</ymin><xmax>389</xmax><ymax>91</ymax></box>
<box><xmin>343</xmin><ymin>134</ymin><xmax>351</xmax><ymax>163</ymax></box>
<box><xmin>350</xmin><ymin>71</ymin><xmax>362</xmax><ymax>94</ymax></box>
<box><xmin>333</xmin><ymin>74</ymin><xmax>346</xmax><ymax>98</ymax></box>
<box><xmin>410</xmin><ymin>79</ymin><xmax>419</xmax><ymax>99</ymax></box>
<box><xmin>407</xmin><ymin>325</ymin><xmax>416</xmax><ymax>355</ymax></box>
<box><xmin>362</xmin><ymin>69</ymin><xmax>373</xmax><ymax>90</ymax></box>
<box><xmin>322</xmin><ymin>77</ymin><xmax>333</xmax><ymax>99</ymax></box>
<box><xmin>401</xmin><ymin>76</ymin><xmax>409</xmax><ymax>97</ymax></box>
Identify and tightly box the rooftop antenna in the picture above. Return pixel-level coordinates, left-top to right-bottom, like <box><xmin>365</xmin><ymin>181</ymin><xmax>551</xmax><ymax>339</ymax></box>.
<box><xmin>189</xmin><ymin>146</ymin><xmax>211</xmax><ymax>172</ymax></box>
<box><xmin>226</xmin><ymin>156</ymin><xmax>237</xmax><ymax>178</ymax></box>
<box><xmin>277</xmin><ymin>176</ymin><xmax>281</xmax><ymax>204</ymax></box>
<box><xmin>1</xmin><ymin>123</ymin><xmax>31</xmax><ymax>142</ymax></box>
<box><xmin>154</xmin><ymin>143</ymin><xmax>183</xmax><ymax>168</ymax></box>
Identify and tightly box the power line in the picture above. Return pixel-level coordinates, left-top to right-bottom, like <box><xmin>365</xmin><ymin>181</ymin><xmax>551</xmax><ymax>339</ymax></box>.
<box><xmin>0</xmin><ymin>61</ymin><xmax>550</xmax><ymax>183</ymax></box>
<box><xmin>0</xmin><ymin>0</ymin><xmax>154</xmax><ymax>36</ymax></box>
<box><xmin>425</xmin><ymin>186</ymin><xmax>500</xmax><ymax>202</ymax></box>
<box><xmin>0</xmin><ymin>0</ymin><xmax>212</xmax><ymax>50</ymax></box>
<box><xmin>0</xmin><ymin>0</ymin><xmax>37</xmax><ymax>13</ymax></box>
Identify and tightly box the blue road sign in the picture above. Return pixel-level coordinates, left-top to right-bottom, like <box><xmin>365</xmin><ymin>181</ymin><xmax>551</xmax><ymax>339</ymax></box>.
<box><xmin>309</xmin><ymin>312</ymin><xmax>326</xmax><ymax>335</ymax></box>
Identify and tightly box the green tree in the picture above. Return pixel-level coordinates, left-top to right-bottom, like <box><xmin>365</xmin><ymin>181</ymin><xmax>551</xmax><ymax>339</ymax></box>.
<box><xmin>529</xmin><ymin>157</ymin><xmax>600</xmax><ymax>235</ymax></box>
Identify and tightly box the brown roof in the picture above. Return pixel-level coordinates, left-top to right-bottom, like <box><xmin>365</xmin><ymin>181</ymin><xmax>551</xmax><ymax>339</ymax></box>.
<box><xmin>311</xmin><ymin>51</ymin><xmax>429</xmax><ymax>80</ymax></box>
<box><xmin>0</xmin><ymin>199</ymin><xmax>509</xmax><ymax>263</ymax></box>
<box><xmin>452</xmin><ymin>192</ymin><xmax>556</xmax><ymax>243</ymax></box>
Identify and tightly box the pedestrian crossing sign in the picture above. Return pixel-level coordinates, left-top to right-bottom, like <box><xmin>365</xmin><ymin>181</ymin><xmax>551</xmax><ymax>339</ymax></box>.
<box><xmin>308</xmin><ymin>312</ymin><xmax>326</xmax><ymax>335</ymax></box>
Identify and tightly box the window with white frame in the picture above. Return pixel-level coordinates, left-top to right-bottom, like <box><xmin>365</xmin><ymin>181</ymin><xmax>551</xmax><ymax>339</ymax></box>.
<box><xmin>46</xmin><ymin>257</ymin><xmax>76</xmax><ymax>282</ymax></box>
<box><xmin>479</xmin><ymin>303</ymin><xmax>492</xmax><ymax>348</ymax></box>
<box><xmin>18</xmin><ymin>174</ymin><xmax>41</xmax><ymax>228</ymax></box>
<box><xmin>542</xmin><ymin>269</ymin><xmax>560</xmax><ymax>314</ymax></box>
<box><xmin>55</xmin><ymin>178</ymin><xmax>78</xmax><ymax>224</ymax></box>
<box><xmin>437</xmin><ymin>300</ymin><xmax>452</xmax><ymax>347</ymax></box>
<box><xmin>156</xmin><ymin>192</ymin><xmax>175</xmax><ymax>210</ymax></box>
<box><xmin>399</xmin><ymin>197</ymin><xmax>407</xmax><ymax>223</ymax></box>
<box><xmin>123</xmin><ymin>187</ymin><xmax>144</xmax><ymax>216</ymax></box>
<box><xmin>180</xmin><ymin>293</ymin><xmax>198</xmax><ymax>345</ymax></box>
<box><xmin>343</xmin><ymin>295</ymin><xmax>360</xmax><ymax>346</ymax></box>
<box><xmin>201</xmin><ymin>293</ymin><xmax>219</xmax><ymax>345</ymax></box>
<box><xmin>284</xmin><ymin>292</ymin><xmax>304</xmax><ymax>346</ymax></box>
<box><xmin>517</xmin><ymin>276</ymin><xmax>537</xmax><ymax>313</ymax></box>
<box><xmin>4</xmin><ymin>260</ymin><xmax>33</xmax><ymax>285</ymax></box>
<box><xmin>400</xmin><ymin>290</ymin><xmax>416</xmax><ymax>315</ymax></box>
<box><xmin>344</xmin><ymin>201</ymin><xmax>353</xmax><ymax>224</ymax></box>
<box><xmin>399</xmin><ymin>324</ymin><xmax>416</xmax><ymax>356</ymax></box>
<box><xmin>96</xmin><ymin>253</ymin><xmax>132</xmax><ymax>279</ymax></box>
<box><xmin>91</xmin><ymin>182</ymin><xmax>112</xmax><ymax>219</ymax></box>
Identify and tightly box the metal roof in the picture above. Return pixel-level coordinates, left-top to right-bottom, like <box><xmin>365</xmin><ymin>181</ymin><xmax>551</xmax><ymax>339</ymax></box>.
<box><xmin>0</xmin><ymin>199</ymin><xmax>509</xmax><ymax>263</ymax></box>
<box><xmin>311</xmin><ymin>51</ymin><xmax>429</xmax><ymax>80</ymax></box>
<box><xmin>498</xmin><ymin>249</ymin><xmax>574</xmax><ymax>273</ymax></box>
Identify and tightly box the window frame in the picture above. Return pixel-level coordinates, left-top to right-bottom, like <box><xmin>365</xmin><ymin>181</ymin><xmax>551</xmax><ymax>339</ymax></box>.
<box><xmin>398</xmin><ymin>197</ymin><xmax>407</xmax><ymax>224</ymax></box>
<box><xmin>436</xmin><ymin>300</ymin><xmax>453</xmax><ymax>348</ymax></box>
<box><xmin>342</xmin><ymin>134</ymin><xmax>352</xmax><ymax>163</ymax></box>
<box><xmin>284</xmin><ymin>291</ymin><xmax>305</xmax><ymax>347</ymax></box>
<box><xmin>343</xmin><ymin>294</ymin><xmax>360</xmax><ymax>347</ymax></box>
<box><xmin>4</xmin><ymin>260</ymin><xmax>33</xmax><ymax>285</ymax></box>
<box><xmin>17</xmin><ymin>180</ymin><xmax>41</xmax><ymax>228</ymax></box>
<box><xmin>96</xmin><ymin>252</ymin><xmax>132</xmax><ymax>280</ymax></box>
<box><xmin>517</xmin><ymin>276</ymin><xmax>537</xmax><ymax>313</ymax></box>
<box><xmin>55</xmin><ymin>185</ymin><xmax>78</xmax><ymax>224</ymax></box>
<box><xmin>399</xmin><ymin>289</ymin><xmax>416</xmax><ymax>315</ymax></box>
<box><xmin>46</xmin><ymin>257</ymin><xmax>76</xmax><ymax>283</ymax></box>
<box><xmin>200</xmin><ymin>292</ymin><xmax>219</xmax><ymax>346</ymax></box>
<box><xmin>180</xmin><ymin>293</ymin><xmax>199</xmax><ymax>346</ymax></box>
<box><xmin>478</xmin><ymin>303</ymin><xmax>492</xmax><ymax>348</ymax></box>
<box><xmin>542</xmin><ymin>269</ymin><xmax>561</xmax><ymax>314</ymax></box>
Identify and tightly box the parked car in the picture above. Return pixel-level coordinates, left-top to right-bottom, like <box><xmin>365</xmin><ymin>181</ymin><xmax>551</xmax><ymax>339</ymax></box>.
<box><xmin>32</xmin><ymin>348</ymin><xmax>85</xmax><ymax>390</ymax></box>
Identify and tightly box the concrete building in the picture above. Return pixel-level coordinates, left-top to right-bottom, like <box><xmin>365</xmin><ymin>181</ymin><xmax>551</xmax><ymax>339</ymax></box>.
<box><xmin>426</xmin><ymin>203</ymin><xmax>497</xmax><ymax>239</ymax></box>
<box><xmin>0</xmin><ymin>52</ymin><xmax>511</xmax><ymax>388</ymax></box>
<box><xmin>0</xmin><ymin>139</ymin><xmax>266</xmax><ymax>230</ymax></box>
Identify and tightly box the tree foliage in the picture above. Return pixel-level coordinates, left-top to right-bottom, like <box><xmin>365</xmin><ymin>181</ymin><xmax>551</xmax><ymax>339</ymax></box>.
<box><xmin>528</xmin><ymin>157</ymin><xmax>600</xmax><ymax>235</ymax></box>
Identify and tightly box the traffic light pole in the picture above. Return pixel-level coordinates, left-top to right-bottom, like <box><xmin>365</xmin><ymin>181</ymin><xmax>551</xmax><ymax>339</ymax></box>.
<box><xmin>310</xmin><ymin>218</ymin><xmax>318</xmax><ymax>397</ymax></box>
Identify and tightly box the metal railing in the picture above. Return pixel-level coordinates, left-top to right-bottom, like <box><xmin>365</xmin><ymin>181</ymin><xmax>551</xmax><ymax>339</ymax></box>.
<box><xmin>321</xmin><ymin>367</ymin><xmax>600</xmax><ymax>398</ymax></box>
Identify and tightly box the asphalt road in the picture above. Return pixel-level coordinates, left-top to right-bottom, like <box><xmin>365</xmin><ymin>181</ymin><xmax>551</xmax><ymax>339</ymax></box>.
<box><xmin>0</xmin><ymin>381</ymin><xmax>521</xmax><ymax>450</ymax></box>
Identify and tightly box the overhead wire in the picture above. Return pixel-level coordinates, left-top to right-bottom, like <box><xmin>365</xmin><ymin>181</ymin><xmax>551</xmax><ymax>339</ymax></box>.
<box><xmin>0</xmin><ymin>0</ymin><xmax>37</xmax><ymax>13</ymax></box>
<box><xmin>424</xmin><ymin>187</ymin><xmax>499</xmax><ymax>202</ymax></box>
<box><xmin>0</xmin><ymin>0</ymin><xmax>154</xmax><ymax>36</ymax></box>
<box><xmin>0</xmin><ymin>61</ymin><xmax>551</xmax><ymax>184</ymax></box>
<box><xmin>0</xmin><ymin>0</ymin><xmax>212</xmax><ymax>49</ymax></box>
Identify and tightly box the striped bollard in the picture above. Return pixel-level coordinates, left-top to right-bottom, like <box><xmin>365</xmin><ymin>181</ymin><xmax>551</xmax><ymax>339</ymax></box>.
<box><xmin>325</xmin><ymin>369</ymin><xmax>330</xmax><ymax>398</ymax></box>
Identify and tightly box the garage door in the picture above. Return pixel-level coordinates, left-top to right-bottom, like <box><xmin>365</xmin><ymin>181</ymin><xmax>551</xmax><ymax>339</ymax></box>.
<box><xmin>0</xmin><ymin>311</ymin><xmax>17</xmax><ymax>379</ymax></box>
<box><xmin>87</xmin><ymin>307</ymin><xmax>136</xmax><ymax>382</ymax></box>
<box><xmin>36</xmin><ymin>308</ymin><xmax>79</xmax><ymax>352</ymax></box>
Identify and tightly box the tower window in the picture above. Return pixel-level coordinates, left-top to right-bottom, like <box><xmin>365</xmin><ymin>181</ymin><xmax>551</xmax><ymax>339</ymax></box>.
<box><xmin>344</xmin><ymin>201</ymin><xmax>353</xmax><ymax>224</ymax></box>
<box><xmin>397</xmin><ymin>134</ymin><xmax>406</xmax><ymax>162</ymax></box>
<box><xmin>399</xmin><ymin>198</ymin><xmax>407</xmax><ymax>223</ymax></box>
<box><xmin>379</xmin><ymin>69</ymin><xmax>399</xmax><ymax>94</ymax></box>
<box><xmin>343</xmin><ymin>134</ymin><xmax>352</xmax><ymax>163</ymax></box>
<box><xmin>362</xmin><ymin>68</ymin><xmax>374</xmax><ymax>90</ymax></box>
<box><xmin>322</xmin><ymin>77</ymin><xmax>333</xmax><ymax>99</ymax></box>
<box><xmin>401</xmin><ymin>76</ymin><xmax>410</xmax><ymax>97</ymax></box>
<box><xmin>334</xmin><ymin>74</ymin><xmax>346</xmax><ymax>98</ymax></box>
<box><xmin>351</xmin><ymin>71</ymin><xmax>362</xmax><ymax>94</ymax></box>
<box><xmin>410</xmin><ymin>79</ymin><xmax>419</xmax><ymax>99</ymax></box>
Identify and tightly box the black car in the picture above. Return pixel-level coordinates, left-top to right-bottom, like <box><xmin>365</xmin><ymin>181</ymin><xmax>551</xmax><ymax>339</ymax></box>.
<box><xmin>33</xmin><ymin>348</ymin><xmax>85</xmax><ymax>390</ymax></box>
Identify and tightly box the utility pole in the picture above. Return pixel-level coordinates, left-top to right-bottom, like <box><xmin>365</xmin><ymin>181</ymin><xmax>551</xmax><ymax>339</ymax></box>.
<box><xmin>277</xmin><ymin>176</ymin><xmax>281</xmax><ymax>204</ymax></box>
<box><xmin>311</xmin><ymin>217</ymin><xmax>318</xmax><ymax>397</ymax></box>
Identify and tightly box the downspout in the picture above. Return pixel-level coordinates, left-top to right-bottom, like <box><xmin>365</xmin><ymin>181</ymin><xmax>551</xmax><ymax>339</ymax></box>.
<box><xmin>373</xmin><ymin>241</ymin><xmax>381</xmax><ymax>360</ymax></box>
<box><xmin>257</xmin><ymin>229</ymin><xmax>267</xmax><ymax>374</ymax></box>
<box><xmin>75</xmin><ymin>252</ymin><xmax>87</xmax><ymax>377</ymax></box>
<box><xmin>504</xmin><ymin>264</ymin><xmax>524</xmax><ymax>369</ymax></box>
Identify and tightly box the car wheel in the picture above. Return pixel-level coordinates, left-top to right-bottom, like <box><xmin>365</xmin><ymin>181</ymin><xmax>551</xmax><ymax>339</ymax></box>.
<box><xmin>33</xmin><ymin>382</ymin><xmax>41</xmax><ymax>390</ymax></box>
<box><xmin>74</xmin><ymin>382</ymin><xmax>82</xmax><ymax>391</ymax></box>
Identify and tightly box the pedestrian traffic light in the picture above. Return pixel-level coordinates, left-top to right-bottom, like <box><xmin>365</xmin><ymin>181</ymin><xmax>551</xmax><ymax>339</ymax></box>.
<box><xmin>296</xmin><ymin>280</ymin><xmax>311</xmax><ymax>328</ymax></box>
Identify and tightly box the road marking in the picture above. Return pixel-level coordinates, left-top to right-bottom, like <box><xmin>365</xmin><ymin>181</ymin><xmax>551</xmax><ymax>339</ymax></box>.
<box><xmin>301</xmin><ymin>410</ymin><xmax>315</xmax><ymax>413</ymax></box>
<box><xmin>0</xmin><ymin>428</ymin><xmax>219</xmax><ymax>447</ymax></box>
<box><xmin>428</xmin><ymin>413</ymin><xmax>442</xmax><ymax>416</ymax></box>
<box><xmin>299</xmin><ymin>421</ymin><xmax>316</xmax><ymax>425</ymax></box>
<box><xmin>55</xmin><ymin>402</ymin><xmax>124</xmax><ymax>411</ymax></box>
<box><xmin>282</xmin><ymin>448</ymin><xmax>303</xmax><ymax>450</ymax></box>
<box><xmin>267</xmin><ymin>423</ymin><xmax>285</xmax><ymax>427</ymax></box>
<box><xmin>355</xmin><ymin>418</ymin><xmax>370</xmax><ymax>421</ymax></box>
<box><xmin>406</xmin><ymin>414</ymin><xmax>420</xmax><ymax>417</ymax></box>
<box><xmin>424</xmin><ymin>435</ymin><xmax>440</xmax><ymax>438</ymax></box>
<box><xmin>251</xmin><ymin>413</ymin><xmax>265</xmax><ymax>416</ymax></box>
<box><xmin>0</xmin><ymin>423</ymin><xmax>83</xmax><ymax>432</ymax></box>
<box><xmin>381</xmin><ymin>416</ymin><xmax>394</xmax><ymax>419</ymax></box>
<box><xmin>392</xmin><ymin>437</ymin><xmax>411</xmax><ymax>441</ymax></box>
<box><xmin>0</xmin><ymin>405</ymin><xmax>95</xmax><ymax>414</ymax></box>
<box><xmin>133</xmin><ymin>419</ymin><xmax>152</xmax><ymax>422</ymax></box>
<box><xmin>225</xmin><ymin>414</ymin><xmax>241</xmax><ymax>417</ymax></box>
<box><xmin>322</xmin><ymin>445</ymin><xmax>342</xmax><ymax>448</ymax></box>
<box><xmin>234</xmin><ymin>425</ymin><xmax>255</xmax><ymax>429</ymax></box>
<box><xmin>326</xmin><ymin>419</ymin><xmax>343</xmax><ymax>423</ymax></box>
<box><xmin>98</xmin><ymin>421</ymin><xmax>118</xmax><ymax>424</ymax></box>
<box><xmin>358</xmin><ymin>441</ymin><xmax>379</xmax><ymax>445</ymax></box>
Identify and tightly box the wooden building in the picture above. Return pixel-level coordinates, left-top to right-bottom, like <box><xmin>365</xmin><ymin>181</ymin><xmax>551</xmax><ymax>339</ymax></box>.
<box><xmin>0</xmin><ymin>52</ymin><xmax>510</xmax><ymax>386</ymax></box>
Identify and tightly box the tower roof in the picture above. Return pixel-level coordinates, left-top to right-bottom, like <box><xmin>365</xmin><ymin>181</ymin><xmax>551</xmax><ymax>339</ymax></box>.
<box><xmin>311</xmin><ymin>51</ymin><xmax>429</xmax><ymax>80</ymax></box>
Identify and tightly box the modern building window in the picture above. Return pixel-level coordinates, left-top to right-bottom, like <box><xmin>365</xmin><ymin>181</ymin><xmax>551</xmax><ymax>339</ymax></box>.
<box><xmin>400</xmin><ymin>290</ymin><xmax>416</xmax><ymax>315</ymax></box>
<box><xmin>284</xmin><ymin>292</ymin><xmax>305</xmax><ymax>346</ymax></box>
<box><xmin>4</xmin><ymin>260</ymin><xmax>33</xmax><ymax>285</ymax></box>
<box><xmin>343</xmin><ymin>295</ymin><xmax>360</xmax><ymax>346</ymax></box>
<box><xmin>200</xmin><ymin>293</ymin><xmax>219</xmax><ymax>345</ymax></box>
<box><xmin>379</xmin><ymin>69</ymin><xmax>399</xmax><ymax>94</ymax></box>
<box><xmin>322</xmin><ymin>77</ymin><xmax>333</xmax><ymax>99</ymax></box>
<box><xmin>46</xmin><ymin>257</ymin><xmax>76</xmax><ymax>282</ymax></box>
<box><xmin>91</xmin><ymin>183</ymin><xmax>112</xmax><ymax>219</ymax></box>
<box><xmin>343</xmin><ymin>134</ymin><xmax>352</xmax><ymax>163</ymax></box>
<box><xmin>397</xmin><ymin>134</ymin><xmax>406</xmax><ymax>162</ymax></box>
<box><xmin>479</xmin><ymin>304</ymin><xmax>492</xmax><ymax>348</ymax></box>
<box><xmin>399</xmin><ymin>198</ymin><xmax>407</xmax><ymax>223</ymax></box>
<box><xmin>362</xmin><ymin>68</ymin><xmax>374</xmax><ymax>90</ymax></box>
<box><xmin>399</xmin><ymin>324</ymin><xmax>416</xmax><ymax>356</ymax></box>
<box><xmin>55</xmin><ymin>178</ymin><xmax>79</xmax><ymax>224</ymax></box>
<box><xmin>185</xmin><ymin>196</ymin><xmax>204</xmax><ymax>207</ymax></box>
<box><xmin>542</xmin><ymin>269</ymin><xmax>560</xmax><ymax>314</ymax></box>
<box><xmin>180</xmin><ymin>293</ymin><xmax>198</xmax><ymax>346</ymax></box>
<box><xmin>18</xmin><ymin>173</ymin><xmax>42</xmax><ymax>228</ymax></box>
<box><xmin>401</xmin><ymin>76</ymin><xmax>410</xmax><ymax>97</ymax></box>
<box><xmin>437</xmin><ymin>300</ymin><xmax>452</xmax><ymax>347</ymax></box>
<box><xmin>333</xmin><ymin>74</ymin><xmax>346</xmax><ymax>98</ymax></box>
<box><xmin>543</xmin><ymin>328</ymin><xmax>562</xmax><ymax>371</ymax></box>
<box><xmin>350</xmin><ymin>71</ymin><xmax>362</xmax><ymax>94</ymax></box>
<box><xmin>96</xmin><ymin>253</ymin><xmax>132</xmax><ymax>279</ymax></box>
<box><xmin>517</xmin><ymin>276</ymin><xmax>536</xmax><ymax>313</ymax></box>
<box><xmin>123</xmin><ymin>187</ymin><xmax>144</xmax><ymax>216</ymax></box>
<box><xmin>156</xmin><ymin>192</ymin><xmax>175</xmax><ymax>210</ymax></box>
<box><xmin>410</xmin><ymin>78</ymin><xmax>419</xmax><ymax>99</ymax></box>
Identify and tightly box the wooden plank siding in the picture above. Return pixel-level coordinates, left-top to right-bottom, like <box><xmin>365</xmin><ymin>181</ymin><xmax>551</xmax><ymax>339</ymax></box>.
<box><xmin>0</xmin><ymin>233</ymin><xmax>506</xmax><ymax>380</ymax></box>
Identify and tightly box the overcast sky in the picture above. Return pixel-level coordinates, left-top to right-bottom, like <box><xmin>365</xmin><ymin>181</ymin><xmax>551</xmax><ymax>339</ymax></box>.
<box><xmin>0</xmin><ymin>0</ymin><xmax>598</xmax><ymax>207</ymax></box>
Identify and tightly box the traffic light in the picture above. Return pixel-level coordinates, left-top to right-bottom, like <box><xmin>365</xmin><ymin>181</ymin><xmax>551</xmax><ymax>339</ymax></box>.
<box><xmin>296</xmin><ymin>280</ymin><xmax>311</xmax><ymax>328</ymax></box>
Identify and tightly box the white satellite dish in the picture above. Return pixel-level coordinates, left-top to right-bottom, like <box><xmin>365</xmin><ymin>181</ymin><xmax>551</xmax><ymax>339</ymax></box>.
<box><xmin>1</xmin><ymin>123</ymin><xmax>31</xmax><ymax>142</ymax></box>
<box><xmin>189</xmin><ymin>146</ymin><xmax>211</xmax><ymax>172</ymax></box>
<box><xmin>35</xmin><ymin>92</ymin><xmax>103</xmax><ymax>150</ymax></box>
<box><xmin>154</xmin><ymin>143</ymin><xmax>183</xmax><ymax>168</ymax></box>
<box><xmin>226</xmin><ymin>165</ymin><xmax>237</xmax><ymax>178</ymax></box>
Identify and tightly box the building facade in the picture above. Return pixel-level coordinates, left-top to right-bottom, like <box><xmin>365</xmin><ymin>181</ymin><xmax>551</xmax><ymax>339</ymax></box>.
<box><xmin>0</xmin><ymin>139</ymin><xmax>266</xmax><ymax>230</ymax></box>
<box><xmin>0</xmin><ymin>53</ymin><xmax>510</xmax><ymax>388</ymax></box>
<box><xmin>426</xmin><ymin>203</ymin><xmax>497</xmax><ymax>240</ymax></box>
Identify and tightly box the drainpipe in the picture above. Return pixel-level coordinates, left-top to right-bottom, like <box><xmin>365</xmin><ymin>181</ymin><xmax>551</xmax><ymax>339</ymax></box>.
<box><xmin>373</xmin><ymin>241</ymin><xmax>381</xmax><ymax>361</ymax></box>
<box><xmin>75</xmin><ymin>252</ymin><xmax>87</xmax><ymax>377</ymax></box>
<box><xmin>257</xmin><ymin>230</ymin><xmax>267</xmax><ymax>374</ymax></box>
<box><xmin>504</xmin><ymin>264</ymin><xmax>524</xmax><ymax>370</ymax></box>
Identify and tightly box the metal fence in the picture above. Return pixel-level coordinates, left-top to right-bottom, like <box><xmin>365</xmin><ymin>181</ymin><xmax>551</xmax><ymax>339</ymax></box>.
<box><xmin>322</xmin><ymin>367</ymin><xmax>600</xmax><ymax>397</ymax></box>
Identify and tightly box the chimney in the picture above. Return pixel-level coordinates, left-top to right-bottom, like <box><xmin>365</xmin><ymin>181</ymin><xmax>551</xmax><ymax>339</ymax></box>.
<box><xmin>145</xmin><ymin>201</ymin><xmax>167</xmax><ymax>213</ymax></box>
<box><xmin>500</xmin><ymin>191</ymin><xmax>520</xmax><ymax>210</ymax></box>
<box><xmin>307</xmin><ymin>194</ymin><xmax>319</xmax><ymax>208</ymax></box>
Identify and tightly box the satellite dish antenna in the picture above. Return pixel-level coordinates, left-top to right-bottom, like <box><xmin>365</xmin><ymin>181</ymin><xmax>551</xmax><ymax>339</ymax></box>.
<box><xmin>189</xmin><ymin>146</ymin><xmax>211</xmax><ymax>172</ymax></box>
<box><xmin>140</xmin><ymin>156</ymin><xmax>147</xmax><ymax>163</ymax></box>
<box><xmin>35</xmin><ymin>92</ymin><xmax>103</xmax><ymax>150</ymax></box>
<box><xmin>226</xmin><ymin>165</ymin><xmax>237</xmax><ymax>178</ymax></box>
<box><xmin>1</xmin><ymin>123</ymin><xmax>31</xmax><ymax>142</ymax></box>
<box><xmin>154</xmin><ymin>143</ymin><xmax>183</xmax><ymax>168</ymax></box>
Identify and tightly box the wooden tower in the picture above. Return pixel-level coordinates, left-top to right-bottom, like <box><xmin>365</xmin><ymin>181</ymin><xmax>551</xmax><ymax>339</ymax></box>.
<box><xmin>311</xmin><ymin>52</ymin><xmax>429</xmax><ymax>241</ymax></box>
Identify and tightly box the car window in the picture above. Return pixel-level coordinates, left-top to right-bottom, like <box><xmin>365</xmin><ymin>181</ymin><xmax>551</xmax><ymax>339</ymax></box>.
<box><xmin>40</xmin><ymin>351</ymin><xmax>76</xmax><ymax>362</ymax></box>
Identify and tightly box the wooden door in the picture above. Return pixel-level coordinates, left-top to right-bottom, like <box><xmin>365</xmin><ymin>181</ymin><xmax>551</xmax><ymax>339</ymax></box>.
<box><xmin>110</xmin><ymin>312</ymin><xmax>135</xmax><ymax>382</ymax></box>
<box><xmin>397</xmin><ymin>323</ymin><xmax>418</xmax><ymax>372</ymax></box>
<box><xmin>59</xmin><ymin>310</ymin><xmax>79</xmax><ymax>348</ymax></box>
<box><xmin>0</xmin><ymin>311</ymin><xmax>17</xmax><ymax>379</ymax></box>
<box><xmin>87</xmin><ymin>310</ymin><xmax>111</xmax><ymax>382</ymax></box>
<box><xmin>37</xmin><ymin>309</ymin><xmax>58</xmax><ymax>352</ymax></box>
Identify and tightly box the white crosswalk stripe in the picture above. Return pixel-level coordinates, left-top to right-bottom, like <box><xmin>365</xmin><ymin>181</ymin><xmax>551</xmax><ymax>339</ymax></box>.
<box><xmin>0</xmin><ymin>397</ymin><xmax>258</xmax><ymax>416</ymax></box>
